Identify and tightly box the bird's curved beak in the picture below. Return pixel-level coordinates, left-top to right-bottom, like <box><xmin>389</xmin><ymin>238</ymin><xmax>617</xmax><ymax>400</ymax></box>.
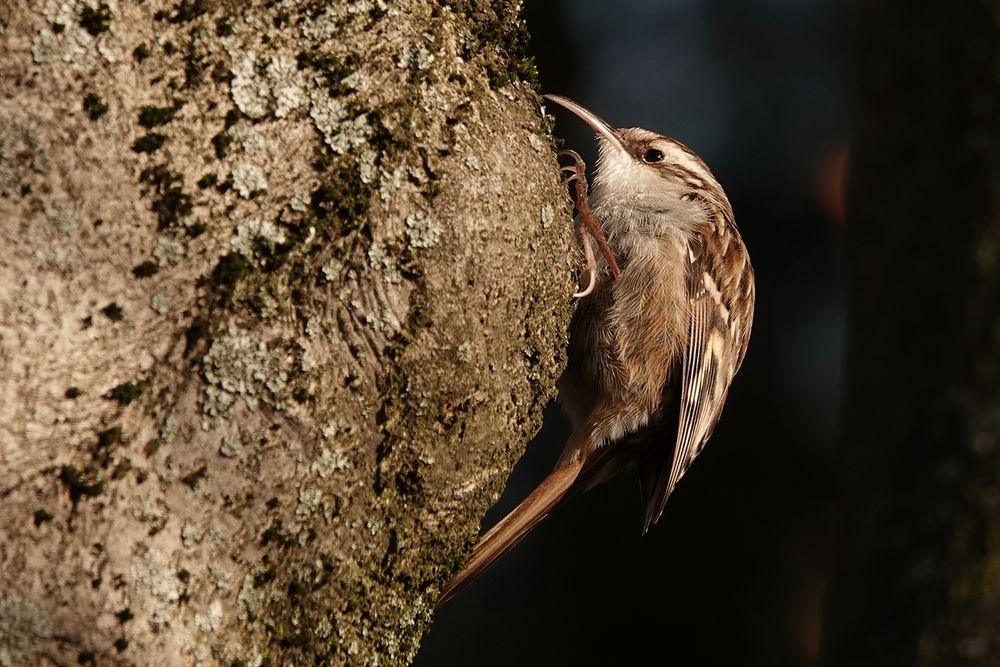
<box><xmin>543</xmin><ymin>94</ymin><xmax>626</xmax><ymax>153</ymax></box>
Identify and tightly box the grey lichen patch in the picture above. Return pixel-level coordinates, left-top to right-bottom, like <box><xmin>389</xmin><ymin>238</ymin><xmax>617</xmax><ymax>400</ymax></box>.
<box><xmin>300</xmin><ymin>347</ymin><xmax>317</xmax><ymax>372</ymax></box>
<box><xmin>404</xmin><ymin>212</ymin><xmax>443</xmax><ymax>249</ymax></box>
<box><xmin>295</xmin><ymin>485</ymin><xmax>323</xmax><ymax>516</ymax></box>
<box><xmin>159</xmin><ymin>415</ymin><xmax>180</xmax><ymax>444</ymax></box>
<box><xmin>364</xmin><ymin>309</ymin><xmax>398</xmax><ymax>335</ymax></box>
<box><xmin>357</xmin><ymin>148</ymin><xmax>379</xmax><ymax>184</ymax></box>
<box><xmin>31</xmin><ymin>28</ymin><xmax>61</xmax><ymax>64</ymax></box>
<box><xmin>130</xmin><ymin>547</ymin><xmax>182</xmax><ymax>625</ymax></box>
<box><xmin>154</xmin><ymin>234</ymin><xmax>187</xmax><ymax>266</ymax></box>
<box><xmin>418</xmin><ymin>79</ymin><xmax>454</xmax><ymax>118</ymax></box>
<box><xmin>0</xmin><ymin>594</ymin><xmax>52</xmax><ymax>665</ymax></box>
<box><xmin>396</xmin><ymin>43</ymin><xmax>435</xmax><ymax>71</ymax></box>
<box><xmin>150</xmin><ymin>292</ymin><xmax>170</xmax><ymax>315</ymax></box>
<box><xmin>321</xmin><ymin>257</ymin><xmax>344</xmax><ymax>283</ymax></box>
<box><xmin>231</xmin><ymin>217</ymin><xmax>286</xmax><ymax>259</ymax></box>
<box><xmin>230</xmin><ymin>54</ymin><xmax>270</xmax><ymax>119</ymax></box>
<box><xmin>229</xmin><ymin>122</ymin><xmax>267</xmax><ymax>155</ymax></box>
<box><xmin>310</xmin><ymin>446</ymin><xmax>349</xmax><ymax>479</ymax></box>
<box><xmin>289</xmin><ymin>192</ymin><xmax>310</xmax><ymax>212</ymax></box>
<box><xmin>230</xmin><ymin>162</ymin><xmax>268</xmax><ymax>198</ymax></box>
<box><xmin>457</xmin><ymin>341</ymin><xmax>474</xmax><ymax>364</ymax></box>
<box><xmin>309</xmin><ymin>88</ymin><xmax>371</xmax><ymax>154</ymax></box>
<box><xmin>207</xmin><ymin>564</ymin><xmax>232</xmax><ymax>591</ymax></box>
<box><xmin>540</xmin><ymin>203</ymin><xmax>555</xmax><ymax>229</ymax></box>
<box><xmin>31</xmin><ymin>24</ymin><xmax>96</xmax><ymax>68</ymax></box>
<box><xmin>201</xmin><ymin>324</ymin><xmax>289</xmax><ymax>421</ymax></box>
<box><xmin>379</xmin><ymin>165</ymin><xmax>405</xmax><ymax>202</ymax></box>
<box><xmin>230</xmin><ymin>53</ymin><xmax>306</xmax><ymax>120</ymax></box>
<box><xmin>181</xmin><ymin>523</ymin><xmax>205</xmax><ymax>547</ymax></box>
<box><xmin>342</xmin><ymin>69</ymin><xmax>371</xmax><ymax>94</ymax></box>
<box><xmin>268</xmin><ymin>56</ymin><xmax>306</xmax><ymax>118</ymax></box>
<box><xmin>299</xmin><ymin>1</ymin><xmax>389</xmax><ymax>40</ymax></box>
<box><xmin>367</xmin><ymin>241</ymin><xmax>401</xmax><ymax>284</ymax></box>
<box><xmin>305</xmin><ymin>316</ymin><xmax>324</xmax><ymax>337</ymax></box>
<box><xmin>193</xmin><ymin>600</ymin><xmax>223</xmax><ymax>633</ymax></box>
<box><xmin>34</xmin><ymin>0</ymin><xmax>121</xmax><ymax>66</ymax></box>
<box><xmin>218</xmin><ymin>434</ymin><xmax>245</xmax><ymax>460</ymax></box>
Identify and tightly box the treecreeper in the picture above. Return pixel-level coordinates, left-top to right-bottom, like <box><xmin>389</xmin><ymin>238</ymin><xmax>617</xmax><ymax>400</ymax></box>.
<box><xmin>440</xmin><ymin>95</ymin><xmax>755</xmax><ymax>604</ymax></box>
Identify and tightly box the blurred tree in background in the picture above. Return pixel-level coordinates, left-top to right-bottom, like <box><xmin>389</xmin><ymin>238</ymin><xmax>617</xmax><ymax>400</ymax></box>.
<box><xmin>824</xmin><ymin>2</ymin><xmax>1000</xmax><ymax>665</ymax></box>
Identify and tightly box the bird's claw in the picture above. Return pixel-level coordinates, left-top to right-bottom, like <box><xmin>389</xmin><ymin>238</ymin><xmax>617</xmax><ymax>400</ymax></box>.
<box><xmin>555</xmin><ymin>150</ymin><xmax>622</xmax><ymax>297</ymax></box>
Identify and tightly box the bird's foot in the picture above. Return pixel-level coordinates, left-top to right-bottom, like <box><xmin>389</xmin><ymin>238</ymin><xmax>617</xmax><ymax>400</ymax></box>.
<box><xmin>556</xmin><ymin>150</ymin><xmax>622</xmax><ymax>298</ymax></box>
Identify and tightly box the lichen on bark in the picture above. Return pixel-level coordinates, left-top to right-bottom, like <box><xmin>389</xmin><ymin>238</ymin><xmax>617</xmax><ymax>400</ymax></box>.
<box><xmin>0</xmin><ymin>1</ymin><xmax>574</xmax><ymax>664</ymax></box>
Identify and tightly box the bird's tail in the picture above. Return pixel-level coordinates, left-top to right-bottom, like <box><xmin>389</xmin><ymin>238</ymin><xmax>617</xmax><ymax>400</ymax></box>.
<box><xmin>438</xmin><ymin>458</ymin><xmax>585</xmax><ymax>605</ymax></box>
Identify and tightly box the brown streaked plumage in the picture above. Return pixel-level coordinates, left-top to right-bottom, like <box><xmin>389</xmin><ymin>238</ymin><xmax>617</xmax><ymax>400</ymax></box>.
<box><xmin>439</xmin><ymin>95</ymin><xmax>755</xmax><ymax>604</ymax></box>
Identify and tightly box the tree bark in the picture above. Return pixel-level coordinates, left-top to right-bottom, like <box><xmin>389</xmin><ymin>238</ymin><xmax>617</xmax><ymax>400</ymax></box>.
<box><xmin>0</xmin><ymin>1</ymin><xmax>574</xmax><ymax>664</ymax></box>
<box><xmin>824</xmin><ymin>2</ymin><xmax>1000</xmax><ymax>665</ymax></box>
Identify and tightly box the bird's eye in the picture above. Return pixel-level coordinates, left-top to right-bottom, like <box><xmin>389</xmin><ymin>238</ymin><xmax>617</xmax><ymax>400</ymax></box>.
<box><xmin>642</xmin><ymin>148</ymin><xmax>665</xmax><ymax>164</ymax></box>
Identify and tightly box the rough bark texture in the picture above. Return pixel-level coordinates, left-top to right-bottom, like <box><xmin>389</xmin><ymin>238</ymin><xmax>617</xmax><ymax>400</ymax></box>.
<box><xmin>0</xmin><ymin>1</ymin><xmax>575</xmax><ymax>665</ymax></box>
<box><xmin>824</xmin><ymin>2</ymin><xmax>1000</xmax><ymax>665</ymax></box>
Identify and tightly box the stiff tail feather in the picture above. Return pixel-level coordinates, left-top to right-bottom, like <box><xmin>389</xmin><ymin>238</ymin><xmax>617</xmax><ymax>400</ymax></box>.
<box><xmin>438</xmin><ymin>459</ymin><xmax>584</xmax><ymax>605</ymax></box>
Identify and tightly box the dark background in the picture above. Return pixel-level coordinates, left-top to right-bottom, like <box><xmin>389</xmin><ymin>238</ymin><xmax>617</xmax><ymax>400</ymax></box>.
<box><xmin>418</xmin><ymin>1</ymin><xmax>847</xmax><ymax>664</ymax></box>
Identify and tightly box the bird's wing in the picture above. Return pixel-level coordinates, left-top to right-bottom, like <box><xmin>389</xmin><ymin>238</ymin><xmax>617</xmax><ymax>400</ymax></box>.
<box><xmin>641</xmin><ymin>223</ymin><xmax>754</xmax><ymax>531</ymax></box>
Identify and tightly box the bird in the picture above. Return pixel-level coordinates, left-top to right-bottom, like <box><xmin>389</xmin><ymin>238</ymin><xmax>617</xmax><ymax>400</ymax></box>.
<box><xmin>439</xmin><ymin>94</ymin><xmax>755</xmax><ymax>604</ymax></box>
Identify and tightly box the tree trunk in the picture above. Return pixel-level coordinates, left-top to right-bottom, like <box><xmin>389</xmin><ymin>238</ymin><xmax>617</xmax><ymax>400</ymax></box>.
<box><xmin>0</xmin><ymin>1</ymin><xmax>573</xmax><ymax>664</ymax></box>
<box><xmin>824</xmin><ymin>2</ymin><xmax>1000</xmax><ymax>665</ymax></box>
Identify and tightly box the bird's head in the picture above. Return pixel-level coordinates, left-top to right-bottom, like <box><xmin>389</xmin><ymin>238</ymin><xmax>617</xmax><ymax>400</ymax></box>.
<box><xmin>543</xmin><ymin>94</ymin><xmax>727</xmax><ymax>216</ymax></box>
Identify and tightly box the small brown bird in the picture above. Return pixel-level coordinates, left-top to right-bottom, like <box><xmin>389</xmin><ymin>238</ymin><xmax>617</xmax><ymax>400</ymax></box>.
<box><xmin>440</xmin><ymin>95</ymin><xmax>755</xmax><ymax>603</ymax></box>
